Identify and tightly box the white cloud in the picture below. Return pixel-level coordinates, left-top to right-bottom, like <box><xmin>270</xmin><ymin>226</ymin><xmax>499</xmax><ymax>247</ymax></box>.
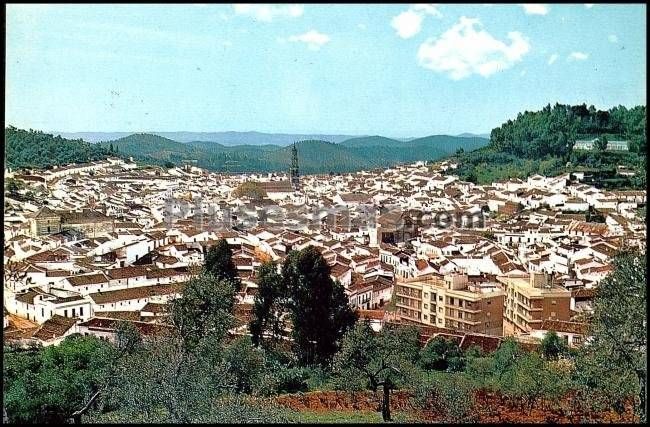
<box><xmin>519</xmin><ymin>4</ymin><xmax>549</xmax><ymax>15</ymax></box>
<box><xmin>286</xmin><ymin>30</ymin><xmax>330</xmax><ymax>50</ymax></box>
<box><xmin>391</xmin><ymin>4</ymin><xmax>442</xmax><ymax>39</ymax></box>
<box><xmin>391</xmin><ymin>10</ymin><xmax>424</xmax><ymax>39</ymax></box>
<box><xmin>233</xmin><ymin>4</ymin><xmax>304</xmax><ymax>22</ymax></box>
<box><xmin>548</xmin><ymin>53</ymin><xmax>558</xmax><ymax>65</ymax></box>
<box><xmin>417</xmin><ymin>16</ymin><xmax>530</xmax><ymax>80</ymax></box>
<box><xmin>584</xmin><ymin>4</ymin><xmax>595</xmax><ymax>8</ymax></box>
<box><xmin>411</xmin><ymin>4</ymin><xmax>443</xmax><ymax>17</ymax></box>
<box><xmin>568</xmin><ymin>51</ymin><xmax>589</xmax><ymax>61</ymax></box>
<box><xmin>608</xmin><ymin>34</ymin><xmax>618</xmax><ymax>43</ymax></box>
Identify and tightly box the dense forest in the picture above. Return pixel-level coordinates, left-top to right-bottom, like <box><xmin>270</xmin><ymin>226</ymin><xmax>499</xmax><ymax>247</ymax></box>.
<box><xmin>489</xmin><ymin>103</ymin><xmax>646</xmax><ymax>157</ymax></box>
<box><xmin>450</xmin><ymin>104</ymin><xmax>646</xmax><ymax>187</ymax></box>
<box><xmin>5</xmin><ymin>127</ymin><xmax>113</xmax><ymax>170</ymax></box>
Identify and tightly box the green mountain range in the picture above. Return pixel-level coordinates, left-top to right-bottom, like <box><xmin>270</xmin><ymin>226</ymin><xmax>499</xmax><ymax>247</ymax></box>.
<box><xmin>5</xmin><ymin>127</ymin><xmax>488</xmax><ymax>174</ymax></box>
<box><xmin>93</xmin><ymin>133</ymin><xmax>488</xmax><ymax>174</ymax></box>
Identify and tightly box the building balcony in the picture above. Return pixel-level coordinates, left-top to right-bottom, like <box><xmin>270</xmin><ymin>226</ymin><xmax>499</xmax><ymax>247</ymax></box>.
<box><xmin>453</xmin><ymin>305</ymin><xmax>482</xmax><ymax>314</ymax></box>
<box><xmin>396</xmin><ymin>301</ymin><xmax>421</xmax><ymax>311</ymax></box>
<box><xmin>395</xmin><ymin>291</ymin><xmax>422</xmax><ymax>301</ymax></box>
<box><xmin>516</xmin><ymin>299</ymin><xmax>543</xmax><ymax>312</ymax></box>
<box><xmin>446</xmin><ymin>315</ymin><xmax>481</xmax><ymax>326</ymax></box>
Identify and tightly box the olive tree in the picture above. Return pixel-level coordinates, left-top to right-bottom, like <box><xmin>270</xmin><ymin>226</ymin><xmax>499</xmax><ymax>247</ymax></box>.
<box><xmin>332</xmin><ymin>322</ymin><xmax>420</xmax><ymax>422</ymax></box>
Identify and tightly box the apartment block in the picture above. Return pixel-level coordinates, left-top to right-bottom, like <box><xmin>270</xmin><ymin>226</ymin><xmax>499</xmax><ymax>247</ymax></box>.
<box><xmin>497</xmin><ymin>272</ymin><xmax>572</xmax><ymax>335</ymax></box>
<box><xmin>395</xmin><ymin>273</ymin><xmax>505</xmax><ymax>336</ymax></box>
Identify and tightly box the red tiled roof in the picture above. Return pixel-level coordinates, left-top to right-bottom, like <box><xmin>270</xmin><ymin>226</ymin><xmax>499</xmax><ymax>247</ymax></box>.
<box><xmin>539</xmin><ymin>320</ymin><xmax>589</xmax><ymax>335</ymax></box>
<box><xmin>32</xmin><ymin>315</ymin><xmax>77</xmax><ymax>342</ymax></box>
<box><xmin>68</xmin><ymin>273</ymin><xmax>109</xmax><ymax>287</ymax></box>
<box><xmin>357</xmin><ymin>309</ymin><xmax>385</xmax><ymax>321</ymax></box>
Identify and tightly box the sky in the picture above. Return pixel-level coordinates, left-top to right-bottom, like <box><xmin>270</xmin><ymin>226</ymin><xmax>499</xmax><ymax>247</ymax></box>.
<box><xmin>5</xmin><ymin>3</ymin><xmax>647</xmax><ymax>138</ymax></box>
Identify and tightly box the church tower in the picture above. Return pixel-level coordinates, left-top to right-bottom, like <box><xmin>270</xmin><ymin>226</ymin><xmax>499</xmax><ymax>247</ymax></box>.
<box><xmin>290</xmin><ymin>142</ymin><xmax>299</xmax><ymax>189</ymax></box>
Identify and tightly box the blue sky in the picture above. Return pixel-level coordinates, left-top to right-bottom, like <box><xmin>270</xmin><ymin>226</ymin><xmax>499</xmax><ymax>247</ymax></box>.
<box><xmin>5</xmin><ymin>3</ymin><xmax>647</xmax><ymax>138</ymax></box>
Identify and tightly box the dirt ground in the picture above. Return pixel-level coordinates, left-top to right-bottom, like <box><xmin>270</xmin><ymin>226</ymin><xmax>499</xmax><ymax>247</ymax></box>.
<box><xmin>273</xmin><ymin>390</ymin><xmax>636</xmax><ymax>423</ymax></box>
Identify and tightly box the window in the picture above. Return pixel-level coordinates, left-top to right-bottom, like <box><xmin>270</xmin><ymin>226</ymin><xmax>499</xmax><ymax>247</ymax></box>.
<box><xmin>550</xmin><ymin>311</ymin><xmax>556</xmax><ymax>317</ymax></box>
<box><xmin>449</xmin><ymin>297</ymin><xmax>455</xmax><ymax>305</ymax></box>
<box><xmin>552</xmin><ymin>300</ymin><xmax>557</xmax><ymax>305</ymax></box>
<box><xmin>424</xmin><ymin>293</ymin><xmax>428</xmax><ymax>298</ymax></box>
<box><xmin>487</xmin><ymin>300</ymin><xmax>491</xmax><ymax>305</ymax></box>
<box><xmin>439</xmin><ymin>296</ymin><xmax>443</xmax><ymax>301</ymax></box>
<box><xmin>487</xmin><ymin>311</ymin><xmax>491</xmax><ymax>317</ymax></box>
<box><xmin>64</xmin><ymin>310</ymin><xmax>68</xmax><ymax>317</ymax></box>
<box><xmin>424</xmin><ymin>304</ymin><xmax>428</xmax><ymax>309</ymax></box>
<box><xmin>486</xmin><ymin>322</ymin><xmax>490</xmax><ymax>328</ymax></box>
<box><xmin>41</xmin><ymin>308</ymin><xmax>44</xmax><ymax>317</ymax></box>
<box><xmin>72</xmin><ymin>308</ymin><xmax>76</xmax><ymax>317</ymax></box>
<box><xmin>423</xmin><ymin>314</ymin><xmax>428</xmax><ymax>320</ymax></box>
<box><xmin>80</xmin><ymin>307</ymin><xmax>84</xmax><ymax>316</ymax></box>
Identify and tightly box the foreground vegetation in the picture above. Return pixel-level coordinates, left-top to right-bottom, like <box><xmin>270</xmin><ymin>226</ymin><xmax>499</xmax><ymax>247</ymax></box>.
<box><xmin>3</xmin><ymin>241</ymin><xmax>646</xmax><ymax>423</ymax></box>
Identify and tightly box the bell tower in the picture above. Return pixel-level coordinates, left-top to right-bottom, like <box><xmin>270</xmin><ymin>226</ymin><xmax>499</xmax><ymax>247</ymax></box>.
<box><xmin>290</xmin><ymin>142</ymin><xmax>299</xmax><ymax>190</ymax></box>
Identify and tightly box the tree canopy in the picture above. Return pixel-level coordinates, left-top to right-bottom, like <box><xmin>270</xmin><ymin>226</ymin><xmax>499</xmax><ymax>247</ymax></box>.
<box><xmin>5</xmin><ymin>126</ymin><xmax>112</xmax><ymax>170</ymax></box>
<box><xmin>283</xmin><ymin>246</ymin><xmax>357</xmax><ymax>366</ymax></box>
<box><xmin>204</xmin><ymin>239</ymin><xmax>241</xmax><ymax>292</ymax></box>
<box><xmin>332</xmin><ymin>322</ymin><xmax>420</xmax><ymax>421</ymax></box>
<box><xmin>232</xmin><ymin>181</ymin><xmax>268</xmax><ymax>200</ymax></box>
<box><xmin>169</xmin><ymin>272</ymin><xmax>236</xmax><ymax>350</ymax></box>
<box><xmin>3</xmin><ymin>335</ymin><xmax>117</xmax><ymax>423</ymax></box>
<box><xmin>249</xmin><ymin>261</ymin><xmax>286</xmax><ymax>349</ymax></box>
<box><xmin>582</xmin><ymin>252</ymin><xmax>647</xmax><ymax>421</ymax></box>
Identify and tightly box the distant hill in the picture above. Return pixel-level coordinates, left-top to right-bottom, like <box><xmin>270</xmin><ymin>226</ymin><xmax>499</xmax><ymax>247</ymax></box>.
<box><xmin>8</xmin><ymin>127</ymin><xmax>489</xmax><ymax>174</ymax></box>
<box><xmin>5</xmin><ymin>127</ymin><xmax>112</xmax><ymax>170</ymax></box>
<box><xmin>98</xmin><ymin>132</ymin><xmax>488</xmax><ymax>174</ymax></box>
<box><xmin>457</xmin><ymin>132</ymin><xmax>490</xmax><ymax>139</ymax></box>
<box><xmin>338</xmin><ymin>136</ymin><xmax>402</xmax><ymax>148</ymax></box>
<box><xmin>55</xmin><ymin>131</ymin><xmax>367</xmax><ymax>146</ymax></box>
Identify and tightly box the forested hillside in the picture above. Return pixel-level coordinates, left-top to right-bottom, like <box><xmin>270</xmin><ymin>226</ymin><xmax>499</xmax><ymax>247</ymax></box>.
<box><xmin>451</xmin><ymin>103</ymin><xmax>646</xmax><ymax>188</ymax></box>
<box><xmin>489</xmin><ymin>103</ymin><xmax>646</xmax><ymax>157</ymax></box>
<box><xmin>96</xmin><ymin>133</ymin><xmax>489</xmax><ymax>174</ymax></box>
<box><xmin>5</xmin><ymin>127</ymin><xmax>112</xmax><ymax>170</ymax></box>
<box><xmin>6</xmin><ymin>125</ymin><xmax>489</xmax><ymax>174</ymax></box>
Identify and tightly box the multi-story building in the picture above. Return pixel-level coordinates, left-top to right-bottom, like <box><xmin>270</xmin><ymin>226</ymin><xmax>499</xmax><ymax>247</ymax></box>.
<box><xmin>395</xmin><ymin>273</ymin><xmax>505</xmax><ymax>336</ymax></box>
<box><xmin>30</xmin><ymin>207</ymin><xmax>62</xmax><ymax>236</ymax></box>
<box><xmin>497</xmin><ymin>272</ymin><xmax>572</xmax><ymax>335</ymax></box>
